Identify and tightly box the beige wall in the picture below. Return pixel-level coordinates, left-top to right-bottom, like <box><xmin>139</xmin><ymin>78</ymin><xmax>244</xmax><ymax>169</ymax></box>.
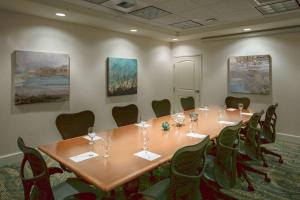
<box><xmin>172</xmin><ymin>32</ymin><xmax>300</xmax><ymax>136</ymax></box>
<box><xmin>0</xmin><ymin>10</ymin><xmax>172</xmax><ymax>158</ymax></box>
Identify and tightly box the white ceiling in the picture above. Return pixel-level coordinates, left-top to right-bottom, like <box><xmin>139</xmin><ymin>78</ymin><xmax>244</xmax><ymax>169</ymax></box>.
<box><xmin>0</xmin><ymin>0</ymin><xmax>300</xmax><ymax>42</ymax></box>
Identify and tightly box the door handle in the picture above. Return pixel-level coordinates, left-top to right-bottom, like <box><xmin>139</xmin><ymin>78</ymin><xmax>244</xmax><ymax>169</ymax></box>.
<box><xmin>195</xmin><ymin>90</ymin><xmax>200</xmax><ymax>93</ymax></box>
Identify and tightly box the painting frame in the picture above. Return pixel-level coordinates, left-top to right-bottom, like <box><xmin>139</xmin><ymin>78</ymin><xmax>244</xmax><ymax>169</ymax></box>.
<box><xmin>106</xmin><ymin>57</ymin><xmax>138</xmax><ymax>97</ymax></box>
<box><xmin>13</xmin><ymin>50</ymin><xmax>70</xmax><ymax>105</ymax></box>
<box><xmin>228</xmin><ymin>55</ymin><xmax>271</xmax><ymax>95</ymax></box>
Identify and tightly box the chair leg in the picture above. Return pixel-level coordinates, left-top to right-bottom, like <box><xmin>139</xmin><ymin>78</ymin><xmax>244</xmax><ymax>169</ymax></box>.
<box><xmin>239</xmin><ymin>162</ymin><xmax>271</xmax><ymax>183</ymax></box>
<box><xmin>261</xmin><ymin>147</ymin><xmax>283</xmax><ymax>164</ymax></box>
<box><xmin>237</xmin><ymin>166</ymin><xmax>254</xmax><ymax>192</ymax></box>
<box><xmin>261</xmin><ymin>154</ymin><xmax>268</xmax><ymax>167</ymax></box>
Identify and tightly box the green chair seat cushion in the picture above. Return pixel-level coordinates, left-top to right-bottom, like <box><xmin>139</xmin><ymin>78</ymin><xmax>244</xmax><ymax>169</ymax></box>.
<box><xmin>259</xmin><ymin>131</ymin><xmax>272</xmax><ymax>143</ymax></box>
<box><xmin>140</xmin><ymin>178</ymin><xmax>170</xmax><ymax>200</ymax></box>
<box><xmin>53</xmin><ymin>178</ymin><xmax>104</xmax><ymax>200</ymax></box>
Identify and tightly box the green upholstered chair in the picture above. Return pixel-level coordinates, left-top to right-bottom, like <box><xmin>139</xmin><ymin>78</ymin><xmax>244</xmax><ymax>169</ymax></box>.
<box><xmin>225</xmin><ymin>96</ymin><xmax>250</xmax><ymax>109</ymax></box>
<box><xmin>17</xmin><ymin>137</ymin><xmax>104</xmax><ymax>200</ymax></box>
<box><xmin>180</xmin><ymin>96</ymin><xmax>195</xmax><ymax>111</ymax></box>
<box><xmin>56</xmin><ymin>110</ymin><xmax>95</xmax><ymax>140</ymax></box>
<box><xmin>259</xmin><ymin>103</ymin><xmax>283</xmax><ymax>164</ymax></box>
<box><xmin>112</xmin><ymin>104</ymin><xmax>138</xmax><ymax>127</ymax></box>
<box><xmin>152</xmin><ymin>99</ymin><xmax>171</xmax><ymax>118</ymax></box>
<box><xmin>203</xmin><ymin>122</ymin><xmax>242</xmax><ymax>200</ymax></box>
<box><xmin>237</xmin><ymin>111</ymin><xmax>271</xmax><ymax>191</ymax></box>
<box><xmin>140</xmin><ymin>136</ymin><xmax>210</xmax><ymax>200</ymax></box>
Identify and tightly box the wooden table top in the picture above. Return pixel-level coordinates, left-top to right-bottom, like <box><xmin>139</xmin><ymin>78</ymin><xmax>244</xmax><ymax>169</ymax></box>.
<box><xmin>38</xmin><ymin>107</ymin><xmax>251</xmax><ymax>192</ymax></box>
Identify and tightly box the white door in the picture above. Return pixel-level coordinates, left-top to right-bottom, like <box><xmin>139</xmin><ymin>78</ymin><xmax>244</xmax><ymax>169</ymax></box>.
<box><xmin>173</xmin><ymin>56</ymin><xmax>202</xmax><ymax>112</ymax></box>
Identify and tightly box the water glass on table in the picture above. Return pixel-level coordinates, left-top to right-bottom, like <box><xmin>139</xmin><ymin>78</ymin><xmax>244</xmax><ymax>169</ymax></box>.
<box><xmin>102</xmin><ymin>133</ymin><xmax>111</xmax><ymax>158</ymax></box>
<box><xmin>88</xmin><ymin>127</ymin><xmax>96</xmax><ymax>145</ymax></box>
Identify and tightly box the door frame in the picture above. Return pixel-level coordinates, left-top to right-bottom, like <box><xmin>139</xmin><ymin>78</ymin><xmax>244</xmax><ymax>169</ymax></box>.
<box><xmin>172</xmin><ymin>54</ymin><xmax>203</xmax><ymax>111</ymax></box>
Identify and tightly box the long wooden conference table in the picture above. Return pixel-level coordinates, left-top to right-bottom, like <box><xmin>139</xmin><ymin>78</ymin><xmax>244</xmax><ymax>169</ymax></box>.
<box><xmin>38</xmin><ymin>107</ymin><xmax>252</xmax><ymax>192</ymax></box>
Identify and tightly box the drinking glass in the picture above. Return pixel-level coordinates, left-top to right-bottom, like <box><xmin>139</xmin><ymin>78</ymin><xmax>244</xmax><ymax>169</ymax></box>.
<box><xmin>139</xmin><ymin>116</ymin><xmax>146</xmax><ymax>129</ymax></box>
<box><xmin>238</xmin><ymin>103</ymin><xmax>243</xmax><ymax>112</ymax></box>
<box><xmin>142</xmin><ymin>130</ymin><xmax>149</xmax><ymax>152</ymax></box>
<box><xmin>218</xmin><ymin>109</ymin><xmax>224</xmax><ymax>121</ymax></box>
<box><xmin>88</xmin><ymin>127</ymin><xmax>96</xmax><ymax>145</ymax></box>
<box><xmin>102</xmin><ymin>133</ymin><xmax>111</xmax><ymax>158</ymax></box>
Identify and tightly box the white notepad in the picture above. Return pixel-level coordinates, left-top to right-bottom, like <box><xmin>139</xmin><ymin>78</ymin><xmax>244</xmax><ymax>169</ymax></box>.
<box><xmin>134</xmin><ymin>150</ymin><xmax>161</xmax><ymax>161</ymax></box>
<box><xmin>135</xmin><ymin>122</ymin><xmax>152</xmax><ymax>128</ymax></box>
<box><xmin>70</xmin><ymin>151</ymin><xmax>98</xmax><ymax>163</ymax></box>
<box><xmin>199</xmin><ymin>107</ymin><xmax>209</xmax><ymax>111</ymax></box>
<box><xmin>187</xmin><ymin>132</ymin><xmax>208</xmax><ymax>139</ymax></box>
<box><xmin>82</xmin><ymin>135</ymin><xmax>102</xmax><ymax>141</ymax></box>
<box><xmin>218</xmin><ymin>120</ymin><xmax>237</xmax><ymax>125</ymax></box>
<box><xmin>226</xmin><ymin>108</ymin><xmax>237</xmax><ymax>111</ymax></box>
<box><xmin>241</xmin><ymin>112</ymin><xmax>253</xmax><ymax>116</ymax></box>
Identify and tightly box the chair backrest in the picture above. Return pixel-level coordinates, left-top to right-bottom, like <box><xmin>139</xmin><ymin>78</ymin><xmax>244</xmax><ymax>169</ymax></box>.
<box><xmin>180</xmin><ymin>96</ymin><xmax>195</xmax><ymax>111</ymax></box>
<box><xmin>151</xmin><ymin>99</ymin><xmax>171</xmax><ymax>118</ymax></box>
<box><xmin>243</xmin><ymin>111</ymin><xmax>264</xmax><ymax>160</ymax></box>
<box><xmin>112</xmin><ymin>104</ymin><xmax>138</xmax><ymax>127</ymax></box>
<box><xmin>261</xmin><ymin>103</ymin><xmax>278</xmax><ymax>142</ymax></box>
<box><xmin>225</xmin><ymin>96</ymin><xmax>250</xmax><ymax>109</ymax></box>
<box><xmin>215</xmin><ymin>122</ymin><xmax>242</xmax><ymax>188</ymax></box>
<box><xmin>56</xmin><ymin>110</ymin><xmax>95</xmax><ymax>140</ymax></box>
<box><xmin>17</xmin><ymin>137</ymin><xmax>54</xmax><ymax>200</ymax></box>
<box><xmin>169</xmin><ymin>136</ymin><xmax>210</xmax><ymax>199</ymax></box>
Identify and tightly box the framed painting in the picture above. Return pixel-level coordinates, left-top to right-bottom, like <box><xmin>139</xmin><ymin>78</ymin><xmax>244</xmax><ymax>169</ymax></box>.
<box><xmin>14</xmin><ymin>50</ymin><xmax>70</xmax><ymax>105</ymax></box>
<box><xmin>228</xmin><ymin>55</ymin><xmax>271</xmax><ymax>95</ymax></box>
<box><xmin>107</xmin><ymin>57</ymin><xmax>137</xmax><ymax>96</ymax></box>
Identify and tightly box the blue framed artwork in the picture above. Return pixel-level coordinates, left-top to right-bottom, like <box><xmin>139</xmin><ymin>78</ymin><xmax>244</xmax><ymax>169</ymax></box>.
<box><xmin>107</xmin><ymin>57</ymin><xmax>137</xmax><ymax>96</ymax></box>
<box><xmin>14</xmin><ymin>50</ymin><xmax>70</xmax><ymax>105</ymax></box>
<box><xmin>229</xmin><ymin>55</ymin><xmax>271</xmax><ymax>95</ymax></box>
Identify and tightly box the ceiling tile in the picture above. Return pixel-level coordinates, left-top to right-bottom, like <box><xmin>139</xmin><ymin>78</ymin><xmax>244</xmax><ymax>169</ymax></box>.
<box><xmin>130</xmin><ymin>6</ymin><xmax>172</xmax><ymax>19</ymax></box>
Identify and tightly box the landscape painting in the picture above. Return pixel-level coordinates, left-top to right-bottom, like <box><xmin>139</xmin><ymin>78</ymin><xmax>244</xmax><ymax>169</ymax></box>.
<box><xmin>229</xmin><ymin>55</ymin><xmax>271</xmax><ymax>95</ymax></box>
<box><xmin>107</xmin><ymin>57</ymin><xmax>137</xmax><ymax>96</ymax></box>
<box><xmin>14</xmin><ymin>50</ymin><xmax>70</xmax><ymax>105</ymax></box>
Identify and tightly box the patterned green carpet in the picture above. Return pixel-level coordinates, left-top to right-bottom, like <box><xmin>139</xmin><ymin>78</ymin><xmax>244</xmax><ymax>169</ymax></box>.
<box><xmin>0</xmin><ymin>140</ymin><xmax>299</xmax><ymax>200</ymax></box>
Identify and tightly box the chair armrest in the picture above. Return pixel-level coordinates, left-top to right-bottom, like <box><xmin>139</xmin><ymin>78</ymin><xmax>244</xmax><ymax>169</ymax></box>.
<box><xmin>48</xmin><ymin>167</ymin><xmax>63</xmax><ymax>176</ymax></box>
<box><xmin>64</xmin><ymin>192</ymin><xmax>96</xmax><ymax>200</ymax></box>
<box><xmin>172</xmin><ymin>168</ymin><xmax>201</xmax><ymax>180</ymax></box>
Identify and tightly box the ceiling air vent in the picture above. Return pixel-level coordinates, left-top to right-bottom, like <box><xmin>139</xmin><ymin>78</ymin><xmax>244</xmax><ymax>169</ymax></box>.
<box><xmin>256</xmin><ymin>0</ymin><xmax>300</xmax><ymax>15</ymax></box>
<box><xmin>117</xmin><ymin>0</ymin><xmax>136</xmax><ymax>8</ymax></box>
<box><xmin>130</xmin><ymin>6</ymin><xmax>172</xmax><ymax>20</ymax></box>
<box><xmin>170</xmin><ymin>20</ymin><xmax>203</xmax><ymax>29</ymax></box>
<box><xmin>81</xmin><ymin>0</ymin><xmax>109</xmax><ymax>5</ymax></box>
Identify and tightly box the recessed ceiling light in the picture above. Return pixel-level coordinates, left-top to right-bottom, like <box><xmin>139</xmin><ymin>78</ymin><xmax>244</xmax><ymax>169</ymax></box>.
<box><xmin>130</xmin><ymin>29</ymin><xmax>138</xmax><ymax>32</ymax></box>
<box><xmin>172</xmin><ymin>38</ymin><xmax>178</xmax><ymax>41</ymax></box>
<box><xmin>243</xmin><ymin>28</ymin><xmax>252</xmax><ymax>31</ymax></box>
<box><xmin>56</xmin><ymin>13</ymin><xmax>66</xmax><ymax>17</ymax></box>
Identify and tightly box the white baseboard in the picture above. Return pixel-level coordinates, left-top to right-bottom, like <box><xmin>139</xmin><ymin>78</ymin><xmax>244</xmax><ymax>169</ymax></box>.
<box><xmin>0</xmin><ymin>152</ymin><xmax>23</xmax><ymax>167</ymax></box>
<box><xmin>277</xmin><ymin>132</ymin><xmax>300</xmax><ymax>138</ymax></box>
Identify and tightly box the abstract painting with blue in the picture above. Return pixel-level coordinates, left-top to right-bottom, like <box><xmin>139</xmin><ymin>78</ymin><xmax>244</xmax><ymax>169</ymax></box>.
<box><xmin>14</xmin><ymin>50</ymin><xmax>70</xmax><ymax>105</ymax></box>
<box><xmin>228</xmin><ymin>55</ymin><xmax>271</xmax><ymax>95</ymax></box>
<box><xmin>107</xmin><ymin>57</ymin><xmax>137</xmax><ymax>96</ymax></box>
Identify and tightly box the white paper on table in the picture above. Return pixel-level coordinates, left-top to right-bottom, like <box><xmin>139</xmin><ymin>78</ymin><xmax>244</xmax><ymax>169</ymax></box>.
<box><xmin>199</xmin><ymin>107</ymin><xmax>209</xmax><ymax>111</ymax></box>
<box><xmin>218</xmin><ymin>120</ymin><xmax>237</xmax><ymax>125</ymax></box>
<box><xmin>82</xmin><ymin>135</ymin><xmax>102</xmax><ymax>141</ymax></box>
<box><xmin>69</xmin><ymin>151</ymin><xmax>98</xmax><ymax>163</ymax></box>
<box><xmin>241</xmin><ymin>112</ymin><xmax>253</xmax><ymax>116</ymax></box>
<box><xmin>187</xmin><ymin>132</ymin><xmax>208</xmax><ymax>139</ymax></box>
<box><xmin>135</xmin><ymin>122</ymin><xmax>152</xmax><ymax>128</ymax></box>
<box><xmin>226</xmin><ymin>108</ymin><xmax>237</xmax><ymax>111</ymax></box>
<box><xmin>134</xmin><ymin>150</ymin><xmax>161</xmax><ymax>161</ymax></box>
